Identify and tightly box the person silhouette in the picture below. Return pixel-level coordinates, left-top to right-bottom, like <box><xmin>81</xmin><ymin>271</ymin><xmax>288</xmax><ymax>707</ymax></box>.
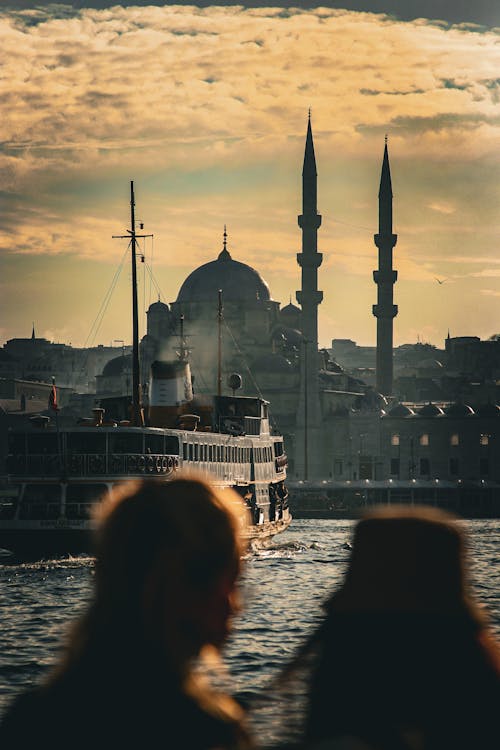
<box><xmin>0</xmin><ymin>474</ymin><xmax>253</xmax><ymax>750</ymax></box>
<box><xmin>273</xmin><ymin>505</ymin><xmax>500</xmax><ymax>750</ymax></box>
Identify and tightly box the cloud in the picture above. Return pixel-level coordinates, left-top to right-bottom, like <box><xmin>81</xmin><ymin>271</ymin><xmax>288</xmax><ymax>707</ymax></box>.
<box><xmin>427</xmin><ymin>201</ymin><xmax>456</xmax><ymax>214</ymax></box>
<box><xmin>0</xmin><ymin>4</ymin><xmax>499</xmax><ymax>347</ymax></box>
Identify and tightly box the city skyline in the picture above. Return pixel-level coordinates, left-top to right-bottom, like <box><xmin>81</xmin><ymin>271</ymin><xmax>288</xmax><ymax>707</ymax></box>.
<box><xmin>1</xmin><ymin>2</ymin><xmax>499</xmax><ymax>350</ymax></box>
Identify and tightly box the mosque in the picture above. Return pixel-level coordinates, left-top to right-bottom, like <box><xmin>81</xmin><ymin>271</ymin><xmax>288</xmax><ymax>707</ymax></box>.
<box><xmin>112</xmin><ymin>116</ymin><xmax>394</xmax><ymax>480</ymax></box>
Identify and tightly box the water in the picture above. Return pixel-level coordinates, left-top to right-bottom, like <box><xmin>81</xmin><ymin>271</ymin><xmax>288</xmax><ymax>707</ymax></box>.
<box><xmin>1</xmin><ymin>519</ymin><xmax>499</xmax><ymax>745</ymax></box>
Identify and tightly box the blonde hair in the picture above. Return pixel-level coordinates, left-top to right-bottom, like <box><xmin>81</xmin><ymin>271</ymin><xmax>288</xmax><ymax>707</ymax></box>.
<box><xmin>57</xmin><ymin>473</ymin><xmax>249</xmax><ymax>680</ymax></box>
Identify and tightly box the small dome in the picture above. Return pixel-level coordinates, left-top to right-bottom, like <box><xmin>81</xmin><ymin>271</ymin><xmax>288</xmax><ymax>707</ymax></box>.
<box><xmin>388</xmin><ymin>403</ymin><xmax>415</xmax><ymax>417</ymax></box>
<box><xmin>271</xmin><ymin>325</ymin><xmax>303</xmax><ymax>349</ymax></box>
<box><xmin>281</xmin><ymin>301</ymin><xmax>301</xmax><ymax>316</ymax></box>
<box><xmin>102</xmin><ymin>354</ymin><xmax>132</xmax><ymax>377</ymax></box>
<box><xmin>355</xmin><ymin>390</ymin><xmax>389</xmax><ymax>413</ymax></box>
<box><xmin>476</xmin><ymin>402</ymin><xmax>500</xmax><ymax>417</ymax></box>
<box><xmin>444</xmin><ymin>402</ymin><xmax>475</xmax><ymax>417</ymax></box>
<box><xmin>147</xmin><ymin>300</ymin><xmax>170</xmax><ymax>313</ymax></box>
<box><xmin>251</xmin><ymin>353</ymin><xmax>294</xmax><ymax>373</ymax></box>
<box><xmin>417</xmin><ymin>403</ymin><xmax>444</xmax><ymax>417</ymax></box>
<box><xmin>176</xmin><ymin>247</ymin><xmax>271</xmax><ymax>304</ymax></box>
<box><xmin>419</xmin><ymin>358</ymin><xmax>444</xmax><ymax>369</ymax></box>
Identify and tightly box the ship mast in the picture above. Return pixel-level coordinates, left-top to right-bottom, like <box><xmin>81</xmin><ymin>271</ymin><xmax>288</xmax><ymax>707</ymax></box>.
<box><xmin>113</xmin><ymin>181</ymin><xmax>152</xmax><ymax>426</ymax></box>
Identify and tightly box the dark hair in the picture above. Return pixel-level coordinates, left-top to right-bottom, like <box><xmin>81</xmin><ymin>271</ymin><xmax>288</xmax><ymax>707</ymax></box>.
<box><xmin>275</xmin><ymin>507</ymin><xmax>500</xmax><ymax>749</ymax></box>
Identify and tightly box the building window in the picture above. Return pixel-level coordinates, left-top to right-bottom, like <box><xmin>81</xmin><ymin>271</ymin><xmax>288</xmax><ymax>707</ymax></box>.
<box><xmin>480</xmin><ymin>434</ymin><xmax>489</xmax><ymax>447</ymax></box>
<box><xmin>480</xmin><ymin>457</ymin><xmax>489</xmax><ymax>476</ymax></box>
<box><xmin>450</xmin><ymin>434</ymin><xmax>459</xmax><ymax>446</ymax></box>
<box><xmin>419</xmin><ymin>434</ymin><xmax>429</xmax><ymax>447</ymax></box>
<box><xmin>420</xmin><ymin>458</ymin><xmax>430</xmax><ymax>475</ymax></box>
<box><xmin>449</xmin><ymin>457</ymin><xmax>459</xmax><ymax>476</ymax></box>
<box><xmin>334</xmin><ymin>459</ymin><xmax>343</xmax><ymax>476</ymax></box>
<box><xmin>391</xmin><ymin>434</ymin><xmax>400</xmax><ymax>447</ymax></box>
<box><xmin>390</xmin><ymin>458</ymin><xmax>400</xmax><ymax>476</ymax></box>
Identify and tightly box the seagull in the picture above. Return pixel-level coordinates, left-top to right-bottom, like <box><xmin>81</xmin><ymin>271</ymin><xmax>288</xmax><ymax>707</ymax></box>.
<box><xmin>435</xmin><ymin>277</ymin><xmax>448</xmax><ymax>285</ymax></box>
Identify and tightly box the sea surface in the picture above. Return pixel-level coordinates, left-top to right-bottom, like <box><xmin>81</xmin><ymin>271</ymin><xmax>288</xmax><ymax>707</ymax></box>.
<box><xmin>1</xmin><ymin>518</ymin><xmax>499</xmax><ymax>746</ymax></box>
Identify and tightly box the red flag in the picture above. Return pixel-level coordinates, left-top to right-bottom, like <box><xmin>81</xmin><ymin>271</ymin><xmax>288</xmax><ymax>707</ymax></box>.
<box><xmin>48</xmin><ymin>382</ymin><xmax>58</xmax><ymax>411</ymax></box>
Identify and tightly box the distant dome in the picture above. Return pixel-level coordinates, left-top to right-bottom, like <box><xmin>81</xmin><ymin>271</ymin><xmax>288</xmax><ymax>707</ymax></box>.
<box><xmin>102</xmin><ymin>354</ymin><xmax>132</xmax><ymax>377</ymax></box>
<box><xmin>251</xmin><ymin>353</ymin><xmax>294</xmax><ymax>373</ymax></box>
<box><xmin>419</xmin><ymin>359</ymin><xmax>444</xmax><ymax>369</ymax></box>
<box><xmin>147</xmin><ymin>300</ymin><xmax>169</xmax><ymax>313</ymax></box>
<box><xmin>271</xmin><ymin>324</ymin><xmax>303</xmax><ymax>349</ymax></box>
<box><xmin>444</xmin><ymin>402</ymin><xmax>475</xmax><ymax>417</ymax></box>
<box><xmin>388</xmin><ymin>403</ymin><xmax>415</xmax><ymax>417</ymax></box>
<box><xmin>280</xmin><ymin>301</ymin><xmax>301</xmax><ymax>316</ymax></box>
<box><xmin>417</xmin><ymin>403</ymin><xmax>444</xmax><ymax>417</ymax></box>
<box><xmin>176</xmin><ymin>247</ymin><xmax>271</xmax><ymax>304</ymax></box>
<box><xmin>476</xmin><ymin>402</ymin><xmax>500</xmax><ymax>417</ymax></box>
<box><xmin>354</xmin><ymin>389</ymin><xmax>389</xmax><ymax>413</ymax></box>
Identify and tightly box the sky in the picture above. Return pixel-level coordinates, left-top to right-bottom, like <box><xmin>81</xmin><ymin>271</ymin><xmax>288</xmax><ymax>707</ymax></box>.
<box><xmin>1</xmin><ymin>2</ymin><xmax>499</xmax><ymax>351</ymax></box>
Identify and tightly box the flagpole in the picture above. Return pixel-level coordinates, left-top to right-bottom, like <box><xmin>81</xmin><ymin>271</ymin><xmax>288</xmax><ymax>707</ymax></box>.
<box><xmin>50</xmin><ymin>377</ymin><xmax>64</xmax><ymax>479</ymax></box>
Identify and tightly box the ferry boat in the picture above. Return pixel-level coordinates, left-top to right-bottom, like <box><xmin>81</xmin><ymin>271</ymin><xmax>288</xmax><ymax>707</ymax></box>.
<box><xmin>0</xmin><ymin>183</ymin><xmax>291</xmax><ymax>558</ymax></box>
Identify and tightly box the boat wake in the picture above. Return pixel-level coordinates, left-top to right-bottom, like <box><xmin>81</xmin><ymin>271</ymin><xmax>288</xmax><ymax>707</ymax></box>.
<box><xmin>0</xmin><ymin>553</ymin><xmax>95</xmax><ymax>571</ymax></box>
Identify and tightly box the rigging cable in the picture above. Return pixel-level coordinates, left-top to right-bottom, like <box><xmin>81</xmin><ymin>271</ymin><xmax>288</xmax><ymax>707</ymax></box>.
<box><xmin>83</xmin><ymin>243</ymin><xmax>130</xmax><ymax>349</ymax></box>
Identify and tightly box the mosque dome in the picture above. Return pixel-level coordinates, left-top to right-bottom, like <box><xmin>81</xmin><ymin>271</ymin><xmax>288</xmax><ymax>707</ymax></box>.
<box><xmin>354</xmin><ymin>389</ymin><xmax>389</xmax><ymax>413</ymax></box>
<box><xmin>281</xmin><ymin>301</ymin><xmax>301</xmax><ymax>315</ymax></box>
<box><xmin>102</xmin><ymin>354</ymin><xmax>132</xmax><ymax>377</ymax></box>
<box><xmin>271</xmin><ymin>324</ymin><xmax>303</xmax><ymax>349</ymax></box>
<box><xmin>388</xmin><ymin>403</ymin><xmax>416</xmax><ymax>417</ymax></box>
<box><xmin>147</xmin><ymin>300</ymin><xmax>170</xmax><ymax>313</ymax></box>
<box><xmin>476</xmin><ymin>402</ymin><xmax>500</xmax><ymax>417</ymax></box>
<box><xmin>417</xmin><ymin>403</ymin><xmax>445</xmax><ymax>417</ymax></box>
<box><xmin>444</xmin><ymin>402</ymin><xmax>475</xmax><ymax>417</ymax></box>
<box><xmin>176</xmin><ymin>245</ymin><xmax>271</xmax><ymax>305</ymax></box>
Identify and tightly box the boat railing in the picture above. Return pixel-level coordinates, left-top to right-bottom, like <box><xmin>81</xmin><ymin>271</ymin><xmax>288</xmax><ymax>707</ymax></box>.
<box><xmin>19</xmin><ymin>502</ymin><xmax>61</xmax><ymax>521</ymax></box>
<box><xmin>8</xmin><ymin>452</ymin><xmax>179</xmax><ymax>478</ymax></box>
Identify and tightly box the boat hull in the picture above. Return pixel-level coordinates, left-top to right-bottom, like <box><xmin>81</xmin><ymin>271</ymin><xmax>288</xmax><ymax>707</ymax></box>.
<box><xmin>0</xmin><ymin>510</ymin><xmax>292</xmax><ymax>561</ymax></box>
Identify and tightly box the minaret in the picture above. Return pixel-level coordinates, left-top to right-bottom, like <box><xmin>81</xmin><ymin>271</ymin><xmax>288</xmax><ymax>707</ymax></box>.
<box><xmin>295</xmin><ymin>113</ymin><xmax>323</xmax><ymax>479</ymax></box>
<box><xmin>373</xmin><ymin>137</ymin><xmax>398</xmax><ymax>396</ymax></box>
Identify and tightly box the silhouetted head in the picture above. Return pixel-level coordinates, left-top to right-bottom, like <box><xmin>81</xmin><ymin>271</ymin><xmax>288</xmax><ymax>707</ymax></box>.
<box><xmin>86</xmin><ymin>473</ymin><xmax>249</xmax><ymax>672</ymax></box>
<box><xmin>328</xmin><ymin>505</ymin><xmax>482</xmax><ymax>622</ymax></box>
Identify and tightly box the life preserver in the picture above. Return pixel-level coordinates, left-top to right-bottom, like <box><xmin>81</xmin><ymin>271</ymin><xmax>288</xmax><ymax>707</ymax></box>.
<box><xmin>128</xmin><ymin>455</ymin><xmax>138</xmax><ymax>472</ymax></box>
<box><xmin>173</xmin><ymin>457</ymin><xmax>179</xmax><ymax>469</ymax></box>
<box><xmin>161</xmin><ymin>457</ymin><xmax>168</xmax><ymax>473</ymax></box>
<box><xmin>147</xmin><ymin>455</ymin><xmax>155</xmax><ymax>473</ymax></box>
<box><xmin>166</xmin><ymin>456</ymin><xmax>174</xmax><ymax>474</ymax></box>
<box><xmin>155</xmin><ymin>457</ymin><xmax>162</xmax><ymax>473</ymax></box>
<box><xmin>138</xmin><ymin>455</ymin><xmax>146</xmax><ymax>472</ymax></box>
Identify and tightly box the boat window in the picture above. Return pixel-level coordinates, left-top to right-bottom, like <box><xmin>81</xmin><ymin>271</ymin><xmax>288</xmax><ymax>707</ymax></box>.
<box><xmin>8</xmin><ymin>434</ymin><xmax>26</xmax><ymax>454</ymax></box>
<box><xmin>23</xmin><ymin>484</ymin><xmax>61</xmax><ymax>502</ymax></box>
<box><xmin>68</xmin><ymin>432</ymin><xmax>107</xmax><ymax>455</ymax></box>
<box><xmin>188</xmin><ymin>444</ymin><xmax>194</xmax><ymax>461</ymax></box>
<box><xmin>66</xmin><ymin>484</ymin><xmax>108</xmax><ymax>502</ymax></box>
<box><xmin>165</xmin><ymin>436</ymin><xmax>180</xmax><ymax>455</ymax></box>
<box><xmin>145</xmin><ymin>434</ymin><xmax>163</xmax><ymax>455</ymax></box>
<box><xmin>208</xmin><ymin>445</ymin><xmax>213</xmax><ymax>462</ymax></box>
<box><xmin>27</xmin><ymin>433</ymin><xmax>59</xmax><ymax>455</ymax></box>
<box><xmin>183</xmin><ymin>443</ymin><xmax>188</xmax><ymax>460</ymax></box>
<box><xmin>108</xmin><ymin>433</ymin><xmax>143</xmax><ymax>454</ymax></box>
<box><xmin>274</xmin><ymin>442</ymin><xmax>284</xmax><ymax>457</ymax></box>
